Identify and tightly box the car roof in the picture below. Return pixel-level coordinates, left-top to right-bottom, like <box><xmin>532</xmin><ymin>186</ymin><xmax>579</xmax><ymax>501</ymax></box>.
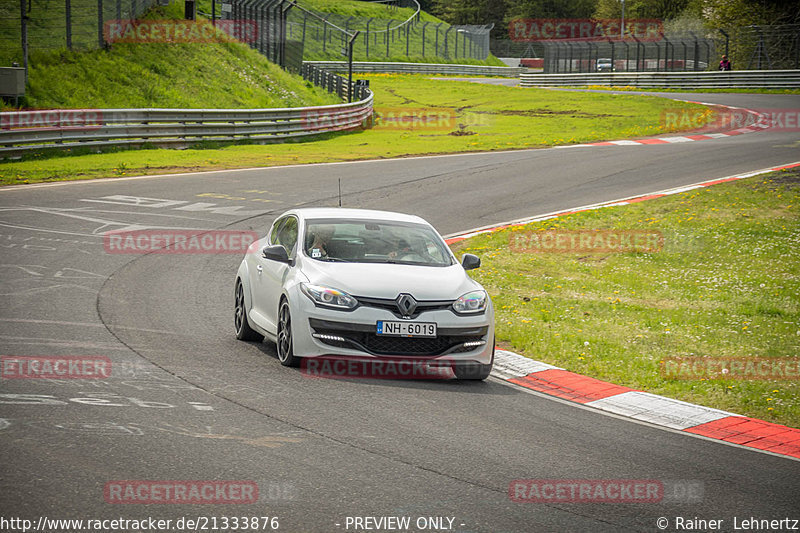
<box><xmin>286</xmin><ymin>207</ymin><xmax>430</xmax><ymax>225</ymax></box>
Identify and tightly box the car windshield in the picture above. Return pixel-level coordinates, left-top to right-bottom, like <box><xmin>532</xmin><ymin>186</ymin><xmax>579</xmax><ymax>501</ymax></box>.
<box><xmin>303</xmin><ymin>218</ymin><xmax>454</xmax><ymax>267</ymax></box>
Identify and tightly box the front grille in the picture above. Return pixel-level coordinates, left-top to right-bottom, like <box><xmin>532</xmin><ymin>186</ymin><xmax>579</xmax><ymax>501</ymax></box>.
<box><xmin>355</xmin><ymin>296</ymin><xmax>454</xmax><ymax>319</ymax></box>
<box><xmin>309</xmin><ymin>319</ymin><xmax>486</xmax><ymax>356</ymax></box>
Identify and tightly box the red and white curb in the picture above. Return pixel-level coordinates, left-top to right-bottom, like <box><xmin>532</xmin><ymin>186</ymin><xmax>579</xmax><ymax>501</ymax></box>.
<box><xmin>444</xmin><ymin>161</ymin><xmax>800</xmax><ymax>461</ymax></box>
<box><xmin>445</xmin><ymin>161</ymin><xmax>800</xmax><ymax>245</ymax></box>
<box><xmin>577</xmin><ymin>102</ymin><xmax>769</xmax><ymax>147</ymax></box>
<box><xmin>493</xmin><ymin>350</ymin><xmax>800</xmax><ymax>460</ymax></box>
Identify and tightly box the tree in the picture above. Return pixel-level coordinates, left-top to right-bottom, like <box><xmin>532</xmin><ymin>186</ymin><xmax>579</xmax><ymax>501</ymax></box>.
<box><xmin>594</xmin><ymin>0</ymin><xmax>690</xmax><ymax>21</ymax></box>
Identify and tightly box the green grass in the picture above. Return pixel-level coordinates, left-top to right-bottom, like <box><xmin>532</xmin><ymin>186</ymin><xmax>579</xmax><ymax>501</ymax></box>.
<box><xmin>1</xmin><ymin>3</ymin><xmax>339</xmax><ymax>111</ymax></box>
<box><xmin>583</xmin><ymin>85</ymin><xmax>800</xmax><ymax>95</ymax></box>
<box><xmin>0</xmin><ymin>0</ymin><xmax>109</xmax><ymax>64</ymax></box>
<box><xmin>286</xmin><ymin>0</ymin><xmax>504</xmax><ymax>64</ymax></box>
<box><xmin>450</xmin><ymin>167</ymin><xmax>800</xmax><ymax>427</ymax></box>
<box><xmin>0</xmin><ymin>74</ymin><xmax>703</xmax><ymax>185</ymax></box>
<box><xmin>16</xmin><ymin>40</ymin><xmax>338</xmax><ymax>110</ymax></box>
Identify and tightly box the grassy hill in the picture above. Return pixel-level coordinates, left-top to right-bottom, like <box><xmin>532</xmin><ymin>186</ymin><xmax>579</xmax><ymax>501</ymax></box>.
<box><xmin>286</xmin><ymin>0</ymin><xmax>505</xmax><ymax>65</ymax></box>
<box><xmin>2</xmin><ymin>3</ymin><xmax>340</xmax><ymax>110</ymax></box>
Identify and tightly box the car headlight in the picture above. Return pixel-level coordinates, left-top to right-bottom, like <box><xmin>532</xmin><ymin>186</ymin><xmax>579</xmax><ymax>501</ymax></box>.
<box><xmin>453</xmin><ymin>290</ymin><xmax>487</xmax><ymax>314</ymax></box>
<box><xmin>300</xmin><ymin>283</ymin><xmax>358</xmax><ymax>310</ymax></box>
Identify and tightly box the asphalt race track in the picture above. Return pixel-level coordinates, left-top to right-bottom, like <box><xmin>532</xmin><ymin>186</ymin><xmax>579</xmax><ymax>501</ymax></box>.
<box><xmin>1</xmin><ymin>91</ymin><xmax>799</xmax><ymax>533</ymax></box>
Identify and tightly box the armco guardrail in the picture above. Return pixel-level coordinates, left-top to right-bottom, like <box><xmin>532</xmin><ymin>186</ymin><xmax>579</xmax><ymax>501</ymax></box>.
<box><xmin>520</xmin><ymin>70</ymin><xmax>800</xmax><ymax>89</ymax></box>
<box><xmin>0</xmin><ymin>92</ymin><xmax>373</xmax><ymax>158</ymax></box>
<box><xmin>305</xmin><ymin>61</ymin><xmax>528</xmax><ymax>77</ymax></box>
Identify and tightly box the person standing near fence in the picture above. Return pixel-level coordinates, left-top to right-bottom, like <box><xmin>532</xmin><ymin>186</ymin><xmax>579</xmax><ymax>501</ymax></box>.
<box><xmin>719</xmin><ymin>54</ymin><xmax>732</xmax><ymax>70</ymax></box>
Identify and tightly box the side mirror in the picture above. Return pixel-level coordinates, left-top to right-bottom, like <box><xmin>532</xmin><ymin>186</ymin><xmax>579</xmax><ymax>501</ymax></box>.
<box><xmin>461</xmin><ymin>253</ymin><xmax>481</xmax><ymax>271</ymax></box>
<box><xmin>262</xmin><ymin>245</ymin><xmax>291</xmax><ymax>264</ymax></box>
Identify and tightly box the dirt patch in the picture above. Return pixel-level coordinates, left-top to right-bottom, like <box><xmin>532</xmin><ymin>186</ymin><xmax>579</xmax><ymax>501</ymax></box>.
<box><xmin>762</xmin><ymin>166</ymin><xmax>800</xmax><ymax>188</ymax></box>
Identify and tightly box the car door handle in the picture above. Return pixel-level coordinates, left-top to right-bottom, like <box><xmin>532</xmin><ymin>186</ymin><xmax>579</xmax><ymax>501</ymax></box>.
<box><xmin>257</xmin><ymin>265</ymin><xmax>263</xmax><ymax>274</ymax></box>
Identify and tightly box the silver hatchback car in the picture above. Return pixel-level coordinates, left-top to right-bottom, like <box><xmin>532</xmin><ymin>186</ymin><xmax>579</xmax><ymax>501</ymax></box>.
<box><xmin>234</xmin><ymin>208</ymin><xmax>495</xmax><ymax>380</ymax></box>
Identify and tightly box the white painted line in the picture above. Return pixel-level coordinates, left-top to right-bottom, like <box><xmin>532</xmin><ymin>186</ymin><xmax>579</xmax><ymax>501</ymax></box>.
<box><xmin>492</xmin><ymin>350</ymin><xmax>561</xmax><ymax>379</ymax></box>
<box><xmin>660</xmin><ymin>136</ymin><xmax>695</xmax><ymax>143</ymax></box>
<box><xmin>608</xmin><ymin>140</ymin><xmax>643</xmax><ymax>146</ymax></box>
<box><xmin>496</xmin><ymin>375</ymin><xmax>800</xmax><ymax>463</ymax></box>
<box><xmin>444</xmin><ymin>161</ymin><xmax>800</xmax><ymax>240</ymax></box>
<box><xmin>662</xmin><ymin>185</ymin><xmax>704</xmax><ymax>195</ymax></box>
<box><xmin>586</xmin><ymin>391</ymin><xmax>736</xmax><ymax>430</ymax></box>
<box><xmin>188</xmin><ymin>402</ymin><xmax>214</xmax><ymax>411</ymax></box>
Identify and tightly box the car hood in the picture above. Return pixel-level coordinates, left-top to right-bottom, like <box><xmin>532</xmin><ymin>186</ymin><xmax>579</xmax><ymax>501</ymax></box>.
<box><xmin>298</xmin><ymin>258</ymin><xmax>482</xmax><ymax>300</ymax></box>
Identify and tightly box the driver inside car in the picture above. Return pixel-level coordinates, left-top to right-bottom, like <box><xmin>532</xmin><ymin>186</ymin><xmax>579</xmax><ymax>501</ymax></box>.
<box><xmin>306</xmin><ymin>224</ymin><xmax>335</xmax><ymax>259</ymax></box>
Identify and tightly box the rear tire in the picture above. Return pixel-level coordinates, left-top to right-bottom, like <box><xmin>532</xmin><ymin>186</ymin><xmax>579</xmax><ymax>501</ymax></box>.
<box><xmin>277</xmin><ymin>299</ymin><xmax>301</xmax><ymax>367</ymax></box>
<box><xmin>235</xmin><ymin>280</ymin><xmax>263</xmax><ymax>342</ymax></box>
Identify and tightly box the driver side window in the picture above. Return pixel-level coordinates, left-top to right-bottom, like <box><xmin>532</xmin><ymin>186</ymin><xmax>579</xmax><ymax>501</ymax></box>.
<box><xmin>272</xmin><ymin>216</ymin><xmax>298</xmax><ymax>255</ymax></box>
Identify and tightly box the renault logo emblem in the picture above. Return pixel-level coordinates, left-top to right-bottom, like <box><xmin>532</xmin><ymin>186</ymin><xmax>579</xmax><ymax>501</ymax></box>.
<box><xmin>395</xmin><ymin>293</ymin><xmax>417</xmax><ymax>317</ymax></box>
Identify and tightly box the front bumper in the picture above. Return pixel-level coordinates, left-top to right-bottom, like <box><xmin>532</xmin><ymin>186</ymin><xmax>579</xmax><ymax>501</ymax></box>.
<box><xmin>290</xmin><ymin>293</ymin><xmax>494</xmax><ymax>364</ymax></box>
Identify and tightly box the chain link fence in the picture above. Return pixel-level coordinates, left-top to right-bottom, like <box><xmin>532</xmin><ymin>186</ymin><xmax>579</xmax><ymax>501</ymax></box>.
<box><xmin>541</xmin><ymin>34</ymin><xmax>714</xmax><ymax>73</ymax></box>
<box><xmin>493</xmin><ymin>24</ymin><xmax>799</xmax><ymax>73</ymax></box>
<box><xmin>713</xmin><ymin>24</ymin><xmax>800</xmax><ymax>71</ymax></box>
<box><xmin>280</xmin><ymin>0</ymin><xmax>491</xmax><ymax>63</ymax></box>
<box><xmin>0</xmin><ymin>0</ymin><xmax>159</xmax><ymax>67</ymax></box>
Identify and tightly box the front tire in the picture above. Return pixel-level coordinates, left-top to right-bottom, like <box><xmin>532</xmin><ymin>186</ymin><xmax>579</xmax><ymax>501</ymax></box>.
<box><xmin>277</xmin><ymin>299</ymin><xmax>301</xmax><ymax>367</ymax></box>
<box><xmin>235</xmin><ymin>280</ymin><xmax>263</xmax><ymax>342</ymax></box>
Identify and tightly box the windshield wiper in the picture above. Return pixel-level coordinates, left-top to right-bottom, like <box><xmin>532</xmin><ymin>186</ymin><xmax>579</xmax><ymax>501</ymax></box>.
<box><xmin>317</xmin><ymin>257</ymin><xmax>350</xmax><ymax>262</ymax></box>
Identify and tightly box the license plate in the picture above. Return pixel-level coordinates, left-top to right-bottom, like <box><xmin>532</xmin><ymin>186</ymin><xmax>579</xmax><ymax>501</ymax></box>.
<box><xmin>376</xmin><ymin>321</ymin><xmax>436</xmax><ymax>338</ymax></box>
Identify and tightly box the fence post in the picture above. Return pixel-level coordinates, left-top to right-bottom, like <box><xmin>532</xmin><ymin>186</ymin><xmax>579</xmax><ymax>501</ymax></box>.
<box><xmin>386</xmin><ymin>19</ymin><xmax>392</xmax><ymax>56</ymax></box>
<box><xmin>718</xmin><ymin>28</ymin><xmax>729</xmax><ymax>59</ymax></box>
<box><xmin>323</xmin><ymin>14</ymin><xmax>330</xmax><ymax>53</ymax></box>
<box><xmin>421</xmin><ymin>21</ymin><xmax>427</xmax><ymax>56</ymax></box>
<box><xmin>302</xmin><ymin>11</ymin><xmax>307</xmax><ymax>51</ymax></box>
<box><xmin>405</xmin><ymin>21</ymin><xmax>410</xmax><ymax>56</ymax></box>
<box><xmin>97</xmin><ymin>0</ymin><xmax>104</xmax><ymax>48</ymax></box>
<box><xmin>347</xmin><ymin>31</ymin><xmax>358</xmax><ymax>102</ymax></box>
<box><xmin>365</xmin><ymin>18</ymin><xmax>372</xmax><ymax>57</ymax></box>
<box><xmin>64</xmin><ymin>0</ymin><xmax>72</xmax><ymax>49</ymax></box>
<box><xmin>280</xmin><ymin>0</ymin><xmax>290</xmax><ymax>69</ymax></box>
<box><xmin>20</xmin><ymin>0</ymin><xmax>28</xmax><ymax>84</ymax></box>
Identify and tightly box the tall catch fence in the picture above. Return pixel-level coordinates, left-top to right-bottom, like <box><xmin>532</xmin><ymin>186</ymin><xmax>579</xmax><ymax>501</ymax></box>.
<box><xmin>493</xmin><ymin>24</ymin><xmax>798</xmax><ymax>73</ymax></box>
<box><xmin>541</xmin><ymin>33</ymin><xmax>714</xmax><ymax>73</ymax></box>
<box><xmin>226</xmin><ymin>0</ymin><xmax>492</xmax><ymax>65</ymax></box>
<box><xmin>0</xmin><ymin>0</ymin><xmax>159</xmax><ymax>67</ymax></box>
<box><xmin>712</xmin><ymin>24</ymin><xmax>800</xmax><ymax>71</ymax></box>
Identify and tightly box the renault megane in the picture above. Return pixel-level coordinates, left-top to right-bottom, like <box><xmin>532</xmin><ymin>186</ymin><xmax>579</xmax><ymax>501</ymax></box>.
<box><xmin>234</xmin><ymin>208</ymin><xmax>494</xmax><ymax>380</ymax></box>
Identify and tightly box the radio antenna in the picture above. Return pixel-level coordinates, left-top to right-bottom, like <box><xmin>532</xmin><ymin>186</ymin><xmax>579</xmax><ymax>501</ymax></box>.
<box><xmin>338</xmin><ymin>178</ymin><xmax>342</xmax><ymax>207</ymax></box>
